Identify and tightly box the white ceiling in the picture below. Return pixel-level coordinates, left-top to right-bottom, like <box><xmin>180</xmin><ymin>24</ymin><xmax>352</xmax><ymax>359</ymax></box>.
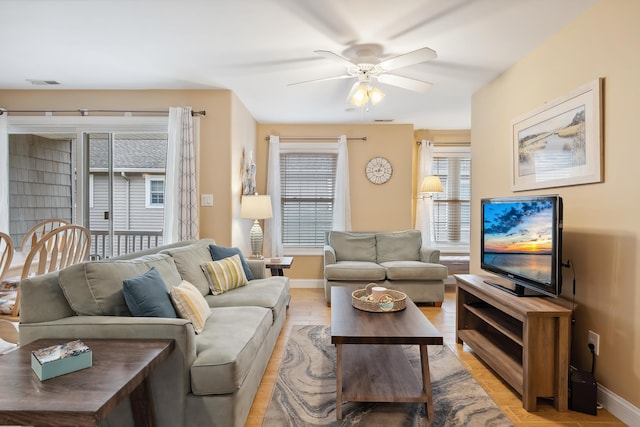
<box><xmin>0</xmin><ymin>0</ymin><xmax>596</xmax><ymax>129</ymax></box>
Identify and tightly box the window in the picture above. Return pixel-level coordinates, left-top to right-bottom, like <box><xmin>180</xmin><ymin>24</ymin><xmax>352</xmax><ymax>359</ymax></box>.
<box><xmin>280</xmin><ymin>144</ymin><xmax>337</xmax><ymax>251</ymax></box>
<box><xmin>431</xmin><ymin>146</ymin><xmax>471</xmax><ymax>252</ymax></box>
<box><xmin>145</xmin><ymin>176</ymin><xmax>165</xmax><ymax>208</ymax></box>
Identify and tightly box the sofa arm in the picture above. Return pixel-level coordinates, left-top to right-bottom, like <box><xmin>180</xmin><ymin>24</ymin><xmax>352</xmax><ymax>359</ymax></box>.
<box><xmin>247</xmin><ymin>259</ymin><xmax>266</xmax><ymax>279</ymax></box>
<box><xmin>421</xmin><ymin>247</ymin><xmax>441</xmax><ymax>263</ymax></box>
<box><xmin>324</xmin><ymin>245</ymin><xmax>336</xmax><ymax>265</ymax></box>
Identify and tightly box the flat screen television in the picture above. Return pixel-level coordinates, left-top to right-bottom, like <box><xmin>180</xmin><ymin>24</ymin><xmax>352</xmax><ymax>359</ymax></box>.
<box><xmin>481</xmin><ymin>194</ymin><xmax>563</xmax><ymax>297</ymax></box>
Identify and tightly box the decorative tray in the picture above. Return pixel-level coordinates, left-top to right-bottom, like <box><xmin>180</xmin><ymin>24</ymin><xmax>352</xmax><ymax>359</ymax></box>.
<box><xmin>351</xmin><ymin>283</ymin><xmax>407</xmax><ymax>312</ymax></box>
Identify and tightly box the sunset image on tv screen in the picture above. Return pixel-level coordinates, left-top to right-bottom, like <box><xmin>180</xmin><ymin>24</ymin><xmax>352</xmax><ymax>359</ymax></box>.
<box><xmin>483</xmin><ymin>200</ymin><xmax>554</xmax><ymax>282</ymax></box>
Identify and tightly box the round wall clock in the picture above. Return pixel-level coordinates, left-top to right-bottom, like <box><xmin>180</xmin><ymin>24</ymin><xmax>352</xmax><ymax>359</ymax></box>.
<box><xmin>365</xmin><ymin>157</ymin><xmax>393</xmax><ymax>184</ymax></box>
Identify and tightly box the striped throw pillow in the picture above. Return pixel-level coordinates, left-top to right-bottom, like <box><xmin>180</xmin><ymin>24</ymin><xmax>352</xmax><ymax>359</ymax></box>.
<box><xmin>169</xmin><ymin>280</ymin><xmax>212</xmax><ymax>334</ymax></box>
<box><xmin>200</xmin><ymin>254</ymin><xmax>248</xmax><ymax>295</ymax></box>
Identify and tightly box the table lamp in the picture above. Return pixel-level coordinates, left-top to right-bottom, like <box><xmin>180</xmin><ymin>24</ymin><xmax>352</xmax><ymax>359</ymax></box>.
<box><xmin>420</xmin><ymin>175</ymin><xmax>443</xmax><ymax>198</ymax></box>
<box><xmin>240</xmin><ymin>195</ymin><xmax>273</xmax><ymax>259</ymax></box>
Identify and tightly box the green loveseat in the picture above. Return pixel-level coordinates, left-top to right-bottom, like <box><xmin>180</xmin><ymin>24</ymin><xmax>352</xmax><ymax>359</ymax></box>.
<box><xmin>19</xmin><ymin>238</ymin><xmax>289</xmax><ymax>427</ymax></box>
<box><xmin>323</xmin><ymin>230</ymin><xmax>448</xmax><ymax>305</ymax></box>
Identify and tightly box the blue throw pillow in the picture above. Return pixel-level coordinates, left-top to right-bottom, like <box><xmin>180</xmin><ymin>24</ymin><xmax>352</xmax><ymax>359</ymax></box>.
<box><xmin>122</xmin><ymin>267</ymin><xmax>178</xmax><ymax>318</ymax></box>
<box><xmin>208</xmin><ymin>245</ymin><xmax>255</xmax><ymax>280</ymax></box>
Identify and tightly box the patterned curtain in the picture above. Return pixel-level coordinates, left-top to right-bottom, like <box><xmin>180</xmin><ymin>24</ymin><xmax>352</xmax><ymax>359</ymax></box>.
<box><xmin>164</xmin><ymin>107</ymin><xmax>199</xmax><ymax>243</ymax></box>
<box><xmin>263</xmin><ymin>135</ymin><xmax>283</xmax><ymax>257</ymax></box>
<box><xmin>332</xmin><ymin>135</ymin><xmax>352</xmax><ymax>231</ymax></box>
<box><xmin>415</xmin><ymin>140</ymin><xmax>435</xmax><ymax>247</ymax></box>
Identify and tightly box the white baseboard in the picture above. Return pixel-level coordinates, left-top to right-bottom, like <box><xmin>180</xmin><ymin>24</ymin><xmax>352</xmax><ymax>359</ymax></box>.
<box><xmin>599</xmin><ymin>382</ymin><xmax>638</xmax><ymax>426</ymax></box>
<box><xmin>288</xmin><ymin>279</ymin><xmax>323</xmax><ymax>288</ymax></box>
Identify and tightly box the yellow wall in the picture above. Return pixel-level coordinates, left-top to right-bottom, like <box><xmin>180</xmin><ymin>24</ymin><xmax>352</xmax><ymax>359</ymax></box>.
<box><xmin>471</xmin><ymin>0</ymin><xmax>640</xmax><ymax>407</ymax></box>
<box><xmin>256</xmin><ymin>123</ymin><xmax>416</xmax><ymax>279</ymax></box>
<box><xmin>230</xmin><ymin>92</ymin><xmax>258</xmax><ymax>254</ymax></box>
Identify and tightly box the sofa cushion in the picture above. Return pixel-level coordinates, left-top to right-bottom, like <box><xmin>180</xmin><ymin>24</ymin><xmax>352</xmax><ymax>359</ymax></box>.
<box><xmin>201</xmin><ymin>255</ymin><xmax>248</xmax><ymax>295</ymax></box>
<box><xmin>324</xmin><ymin>261</ymin><xmax>386</xmax><ymax>281</ymax></box>
<box><xmin>59</xmin><ymin>254</ymin><xmax>182</xmax><ymax>316</ymax></box>
<box><xmin>209</xmin><ymin>245</ymin><xmax>255</xmax><ymax>280</ymax></box>
<box><xmin>122</xmin><ymin>267</ymin><xmax>177</xmax><ymax>318</ymax></box>
<box><xmin>160</xmin><ymin>240</ymin><xmax>214</xmax><ymax>296</ymax></box>
<box><xmin>380</xmin><ymin>261</ymin><xmax>449</xmax><ymax>281</ymax></box>
<box><xmin>191</xmin><ymin>306</ymin><xmax>272</xmax><ymax>395</ymax></box>
<box><xmin>329</xmin><ymin>231</ymin><xmax>377</xmax><ymax>262</ymax></box>
<box><xmin>376</xmin><ymin>230</ymin><xmax>422</xmax><ymax>263</ymax></box>
<box><xmin>170</xmin><ymin>280</ymin><xmax>212</xmax><ymax>334</ymax></box>
<box><xmin>205</xmin><ymin>276</ymin><xmax>290</xmax><ymax>321</ymax></box>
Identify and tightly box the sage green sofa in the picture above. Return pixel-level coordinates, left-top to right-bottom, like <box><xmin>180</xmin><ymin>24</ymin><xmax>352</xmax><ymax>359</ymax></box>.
<box><xmin>323</xmin><ymin>230</ymin><xmax>448</xmax><ymax>305</ymax></box>
<box><xmin>19</xmin><ymin>238</ymin><xmax>289</xmax><ymax>427</ymax></box>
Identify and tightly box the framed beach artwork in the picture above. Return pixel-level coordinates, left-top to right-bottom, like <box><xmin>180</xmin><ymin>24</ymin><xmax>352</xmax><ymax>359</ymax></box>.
<box><xmin>512</xmin><ymin>79</ymin><xmax>603</xmax><ymax>192</ymax></box>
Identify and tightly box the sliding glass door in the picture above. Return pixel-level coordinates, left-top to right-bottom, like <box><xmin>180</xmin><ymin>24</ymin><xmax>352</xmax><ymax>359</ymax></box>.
<box><xmin>86</xmin><ymin>132</ymin><xmax>168</xmax><ymax>258</ymax></box>
<box><xmin>5</xmin><ymin>116</ymin><xmax>168</xmax><ymax>257</ymax></box>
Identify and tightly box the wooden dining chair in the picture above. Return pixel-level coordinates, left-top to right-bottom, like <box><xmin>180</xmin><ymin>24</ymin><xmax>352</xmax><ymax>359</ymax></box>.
<box><xmin>19</xmin><ymin>219</ymin><xmax>70</xmax><ymax>253</ymax></box>
<box><xmin>13</xmin><ymin>224</ymin><xmax>91</xmax><ymax>317</ymax></box>
<box><xmin>0</xmin><ymin>233</ymin><xmax>19</xmax><ymax>328</ymax></box>
<box><xmin>0</xmin><ymin>232</ymin><xmax>14</xmax><ymax>283</ymax></box>
<box><xmin>0</xmin><ymin>319</ymin><xmax>18</xmax><ymax>345</ymax></box>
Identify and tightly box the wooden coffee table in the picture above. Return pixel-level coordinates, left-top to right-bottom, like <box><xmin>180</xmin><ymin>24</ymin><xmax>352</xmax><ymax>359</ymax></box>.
<box><xmin>331</xmin><ymin>286</ymin><xmax>443</xmax><ymax>420</ymax></box>
<box><xmin>0</xmin><ymin>338</ymin><xmax>174</xmax><ymax>427</ymax></box>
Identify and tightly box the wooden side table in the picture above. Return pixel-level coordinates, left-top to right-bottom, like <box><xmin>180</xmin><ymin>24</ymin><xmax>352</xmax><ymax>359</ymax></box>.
<box><xmin>0</xmin><ymin>338</ymin><xmax>174</xmax><ymax>427</ymax></box>
<box><xmin>264</xmin><ymin>256</ymin><xmax>294</xmax><ymax>276</ymax></box>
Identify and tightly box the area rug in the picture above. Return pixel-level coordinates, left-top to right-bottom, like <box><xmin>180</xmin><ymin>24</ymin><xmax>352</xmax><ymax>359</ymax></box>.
<box><xmin>263</xmin><ymin>325</ymin><xmax>513</xmax><ymax>427</ymax></box>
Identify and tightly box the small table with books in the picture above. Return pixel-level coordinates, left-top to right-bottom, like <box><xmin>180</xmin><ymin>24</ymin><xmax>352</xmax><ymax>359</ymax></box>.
<box><xmin>0</xmin><ymin>338</ymin><xmax>174</xmax><ymax>427</ymax></box>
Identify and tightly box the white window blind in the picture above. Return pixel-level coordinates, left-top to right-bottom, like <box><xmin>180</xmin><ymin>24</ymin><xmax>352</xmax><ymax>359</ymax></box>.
<box><xmin>280</xmin><ymin>151</ymin><xmax>337</xmax><ymax>247</ymax></box>
<box><xmin>432</xmin><ymin>148</ymin><xmax>471</xmax><ymax>248</ymax></box>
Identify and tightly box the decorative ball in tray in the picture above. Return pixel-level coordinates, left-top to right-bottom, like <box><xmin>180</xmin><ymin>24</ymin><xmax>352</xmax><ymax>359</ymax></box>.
<box><xmin>352</xmin><ymin>283</ymin><xmax>407</xmax><ymax>312</ymax></box>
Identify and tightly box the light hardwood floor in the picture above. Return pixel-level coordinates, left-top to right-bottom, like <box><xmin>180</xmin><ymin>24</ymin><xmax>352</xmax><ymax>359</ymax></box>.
<box><xmin>246</xmin><ymin>287</ymin><xmax>625</xmax><ymax>427</ymax></box>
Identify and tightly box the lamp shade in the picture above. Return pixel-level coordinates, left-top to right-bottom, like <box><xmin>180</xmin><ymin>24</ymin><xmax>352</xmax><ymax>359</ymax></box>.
<box><xmin>240</xmin><ymin>195</ymin><xmax>273</xmax><ymax>219</ymax></box>
<box><xmin>421</xmin><ymin>175</ymin><xmax>443</xmax><ymax>193</ymax></box>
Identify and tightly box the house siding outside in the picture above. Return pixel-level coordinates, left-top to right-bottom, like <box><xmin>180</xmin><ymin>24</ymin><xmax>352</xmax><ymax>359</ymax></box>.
<box><xmin>8</xmin><ymin>134</ymin><xmax>74</xmax><ymax>245</ymax></box>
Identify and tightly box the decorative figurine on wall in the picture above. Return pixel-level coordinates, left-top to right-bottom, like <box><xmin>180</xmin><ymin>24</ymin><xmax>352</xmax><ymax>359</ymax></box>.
<box><xmin>242</xmin><ymin>149</ymin><xmax>256</xmax><ymax>195</ymax></box>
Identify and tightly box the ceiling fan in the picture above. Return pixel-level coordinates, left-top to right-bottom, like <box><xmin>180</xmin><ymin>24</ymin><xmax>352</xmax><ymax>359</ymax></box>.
<box><xmin>289</xmin><ymin>43</ymin><xmax>437</xmax><ymax>105</ymax></box>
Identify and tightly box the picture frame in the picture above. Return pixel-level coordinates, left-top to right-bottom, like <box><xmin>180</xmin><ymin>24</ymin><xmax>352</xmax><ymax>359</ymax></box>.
<box><xmin>512</xmin><ymin>79</ymin><xmax>603</xmax><ymax>192</ymax></box>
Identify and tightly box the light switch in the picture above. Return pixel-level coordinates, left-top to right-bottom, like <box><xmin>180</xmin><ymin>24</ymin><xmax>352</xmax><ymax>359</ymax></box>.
<box><xmin>201</xmin><ymin>194</ymin><xmax>214</xmax><ymax>206</ymax></box>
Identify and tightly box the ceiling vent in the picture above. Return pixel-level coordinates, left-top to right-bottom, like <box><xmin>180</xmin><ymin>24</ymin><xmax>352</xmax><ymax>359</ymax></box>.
<box><xmin>26</xmin><ymin>79</ymin><xmax>60</xmax><ymax>85</ymax></box>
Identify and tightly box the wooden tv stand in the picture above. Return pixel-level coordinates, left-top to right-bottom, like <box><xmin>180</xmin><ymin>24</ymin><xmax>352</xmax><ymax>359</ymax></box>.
<box><xmin>454</xmin><ymin>274</ymin><xmax>573</xmax><ymax>411</ymax></box>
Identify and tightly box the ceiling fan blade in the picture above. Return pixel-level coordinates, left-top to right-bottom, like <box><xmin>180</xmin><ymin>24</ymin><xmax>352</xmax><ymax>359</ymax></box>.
<box><xmin>288</xmin><ymin>74</ymin><xmax>353</xmax><ymax>87</ymax></box>
<box><xmin>377</xmin><ymin>47</ymin><xmax>437</xmax><ymax>71</ymax></box>
<box><xmin>314</xmin><ymin>50</ymin><xmax>357</xmax><ymax>68</ymax></box>
<box><xmin>377</xmin><ymin>74</ymin><xmax>433</xmax><ymax>92</ymax></box>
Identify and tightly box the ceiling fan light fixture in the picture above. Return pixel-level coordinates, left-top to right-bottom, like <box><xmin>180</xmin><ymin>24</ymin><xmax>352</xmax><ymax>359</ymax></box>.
<box><xmin>350</xmin><ymin>84</ymin><xmax>370</xmax><ymax>107</ymax></box>
<box><xmin>350</xmin><ymin>85</ymin><xmax>385</xmax><ymax>107</ymax></box>
<box><xmin>369</xmin><ymin>87</ymin><xmax>385</xmax><ymax>105</ymax></box>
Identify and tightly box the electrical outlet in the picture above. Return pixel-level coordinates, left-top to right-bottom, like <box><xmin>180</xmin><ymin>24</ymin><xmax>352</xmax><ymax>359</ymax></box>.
<box><xmin>588</xmin><ymin>330</ymin><xmax>600</xmax><ymax>356</ymax></box>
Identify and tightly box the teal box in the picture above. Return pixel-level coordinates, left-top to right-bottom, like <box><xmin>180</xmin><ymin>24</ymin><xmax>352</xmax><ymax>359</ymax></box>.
<box><xmin>31</xmin><ymin>340</ymin><xmax>92</xmax><ymax>381</ymax></box>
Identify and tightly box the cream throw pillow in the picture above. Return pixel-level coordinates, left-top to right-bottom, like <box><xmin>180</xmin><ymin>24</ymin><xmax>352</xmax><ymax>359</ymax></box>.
<box><xmin>200</xmin><ymin>254</ymin><xmax>248</xmax><ymax>295</ymax></box>
<box><xmin>169</xmin><ymin>280</ymin><xmax>212</xmax><ymax>334</ymax></box>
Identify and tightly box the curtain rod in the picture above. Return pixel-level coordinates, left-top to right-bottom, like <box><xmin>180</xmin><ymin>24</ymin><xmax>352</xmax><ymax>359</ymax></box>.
<box><xmin>0</xmin><ymin>108</ymin><xmax>206</xmax><ymax>117</ymax></box>
<box><xmin>416</xmin><ymin>140</ymin><xmax>469</xmax><ymax>147</ymax></box>
<box><xmin>265</xmin><ymin>136</ymin><xmax>366</xmax><ymax>142</ymax></box>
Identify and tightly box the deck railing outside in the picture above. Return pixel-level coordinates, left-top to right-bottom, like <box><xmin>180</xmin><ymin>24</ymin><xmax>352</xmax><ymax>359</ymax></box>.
<box><xmin>90</xmin><ymin>230</ymin><xmax>163</xmax><ymax>259</ymax></box>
